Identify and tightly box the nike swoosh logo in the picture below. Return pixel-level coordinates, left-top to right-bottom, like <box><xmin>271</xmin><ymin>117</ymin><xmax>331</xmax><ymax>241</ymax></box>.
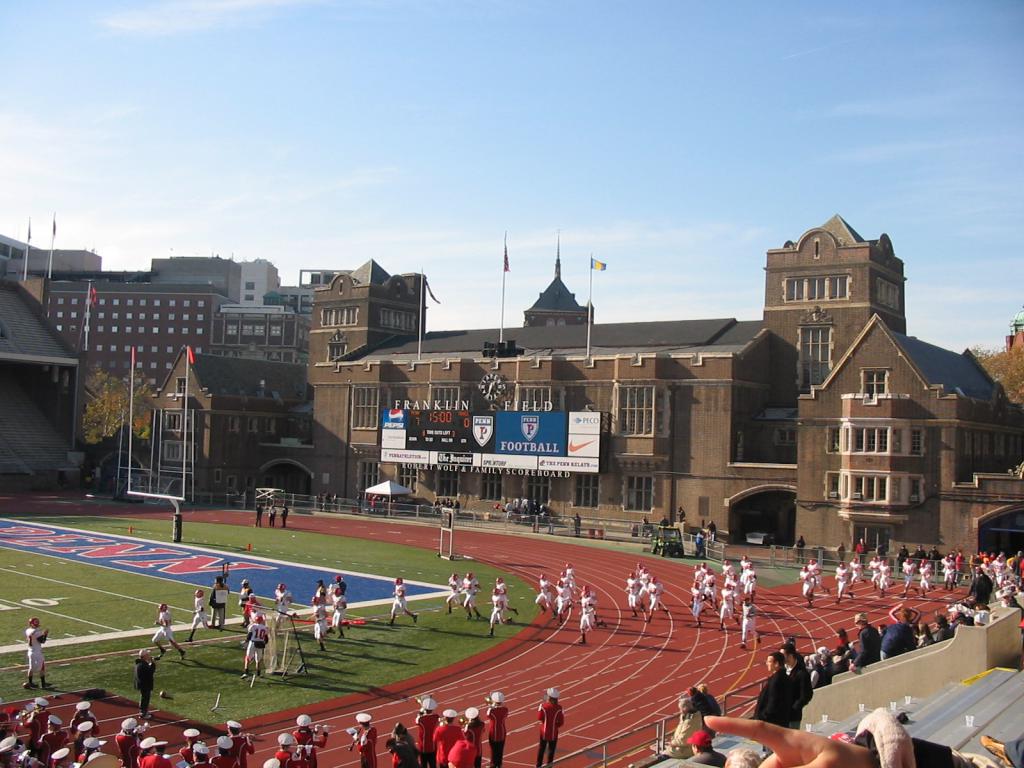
<box><xmin>568</xmin><ymin>440</ymin><xmax>596</xmax><ymax>452</ymax></box>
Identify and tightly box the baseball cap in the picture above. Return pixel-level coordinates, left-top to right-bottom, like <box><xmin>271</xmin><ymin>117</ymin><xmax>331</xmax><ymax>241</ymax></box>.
<box><xmin>686</xmin><ymin>731</ymin><xmax>712</xmax><ymax>749</ymax></box>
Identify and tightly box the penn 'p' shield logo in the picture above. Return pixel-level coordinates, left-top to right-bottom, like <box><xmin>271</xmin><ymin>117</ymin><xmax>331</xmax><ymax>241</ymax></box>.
<box><xmin>520</xmin><ymin>415</ymin><xmax>540</xmax><ymax>441</ymax></box>
<box><xmin>472</xmin><ymin>415</ymin><xmax>494</xmax><ymax>447</ymax></box>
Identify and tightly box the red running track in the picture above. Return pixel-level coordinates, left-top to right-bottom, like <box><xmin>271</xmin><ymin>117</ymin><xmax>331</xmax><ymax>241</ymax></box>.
<box><xmin>1</xmin><ymin>497</ymin><xmax>967</xmax><ymax>768</ymax></box>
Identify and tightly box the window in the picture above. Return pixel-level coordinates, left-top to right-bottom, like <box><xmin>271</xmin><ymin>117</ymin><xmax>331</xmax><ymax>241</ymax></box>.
<box><xmin>226</xmin><ymin>322</ymin><xmax>239</xmax><ymax>335</ymax></box>
<box><xmin>154</xmin><ymin>300</ymin><xmax>161</xmax><ymax>306</ymax></box>
<box><xmin>94</xmin><ymin>345</ymin><xmax>103</xmax><ymax>352</ymax></box>
<box><xmin>826</xmin><ymin>472</ymin><xmax>840</xmax><ymax>498</ymax></box>
<box><xmin>799</xmin><ymin>326</ymin><xmax>831</xmax><ymax>390</ymax></box>
<box><xmin>786</xmin><ymin>278</ymin><xmax>804</xmax><ymax>301</ymax></box>
<box><xmin>126</xmin><ymin>313</ymin><xmax>133</xmax><ymax>320</ymax></box>
<box><xmin>327</xmin><ymin>331</ymin><xmax>347</xmax><ymax>361</ymax></box>
<box><xmin>197</xmin><ymin>314</ymin><xmax>205</xmax><ymax>322</ymax></box>
<box><xmin>398</xmin><ymin>465</ymin><xmax>418</xmax><ymax>494</ymax></box>
<box><xmin>169</xmin><ymin>300</ymin><xmax>176</xmax><ymax>307</ymax></box>
<box><xmin>863</xmin><ymin>369</ymin><xmax>888</xmax><ymax>398</ymax></box>
<box><xmin>241</xmin><ymin>324</ymin><xmax>254</xmax><ymax>336</ymax></box>
<box><xmin>168</xmin><ymin>313</ymin><xmax>175</xmax><ymax>321</ymax></box>
<box><xmin>430</xmin><ymin>385</ymin><xmax>460</xmax><ymax>407</ymax></box>
<box><xmin>112</xmin><ymin>299</ymin><xmax>120</xmax><ymax>306</ymax></box>
<box><xmin>518</xmin><ymin>385</ymin><xmax>553</xmax><ymax>410</ymax></box>
<box><xmin>127</xmin><ymin>299</ymin><xmax>135</xmax><ymax>306</ymax></box>
<box><xmin>213</xmin><ymin>469</ymin><xmax>222</xmax><ymax>484</ymax></box>
<box><xmin>618</xmin><ymin>385</ymin><xmax>655</xmax><ymax>435</ymax></box>
<box><xmin>261</xmin><ymin>417</ymin><xmax>276</xmax><ymax>435</ymax></box>
<box><xmin>164</xmin><ymin>411</ymin><xmax>183</xmax><ymax>431</ymax></box>
<box><xmin>851</xmin><ymin>427</ymin><xmax>889</xmax><ymax>453</ymax></box>
<box><xmin>827</xmin><ymin>426</ymin><xmax>841</xmax><ymax>453</ymax></box>
<box><xmin>162</xmin><ymin>441</ymin><xmax>184</xmax><ymax>463</ymax></box>
<box><xmin>351</xmin><ymin>386</ymin><xmax>379</xmax><ymax>429</ymax></box>
<box><xmin>909</xmin><ymin>478</ymin><xmax>922</xmax><ymax>502</ymax></box>
<box><xmin>380</xmin><ymin>308</ymin><xmax>415</xmax><ymax>331</ymax></box>
<box><xmin>574</xmin><ymin>475</ymin><xmax>599</xmax><ymax>508</ymax></box>
<box><xmin>437</xmin><ymin>468</ymin><xmax>459</xmax><ymax>497</ymax></box>
<box><xmin>774</xmin><ymin>428</ymin><xmax>797</xmax><ymax>446</ymax></box>
<box><xmin>851</xmin><ymin>474</ymin><xmax>887</xmax><ymax>502</ymax></box>
<box><xmin>829</xmin><ymin>276</ymin><xmax>848</xmax><ymax>298</ymax></box>
<box><xmin>183</xmin><ymin>300</ymin><xmax>190</xmax><ymax>307</ymax></box>
<box><xmin>876</xmin><ymin>278</ymin><xmax>900</xmax><ymax>310</ymax></box>
<box><xmin>321</xmin><ymin>306</ymin><xmax>358</xmax><ymax>326</ymax></box>
<box><xmin>624</xmin><ymin>475</ymin><xmax>653</xmax><ymax>511</ymax></box>
<box><xmin>97</xmin><ymin>325</ymin><xmax>104</xmax><ymax>333</ymax></box>
<box><xmin>226</xmin><ymin>474</ymin><xmax>237</xmax><ymax>491</ymax></box>
<box><xmin>910</xmin><ymin>429</ymin><xmax>923</xmax><ymax>456</ymax></box>
<box><xmin>139</xmin><ymin>313</ymin><xmax>146</xmax><ymax>320</ymax></box>
<box><xmin>481</xmin><ymin>473</ymin><xmax>502</xmax><ymax>501</ymax></box>
<box><xmin>140</xmin><ymin>299</ymin><xmax>147</xmax><ymax>306</ymax></box>
<box><xmin>228</xmin><ymin>416</ymin><xmax>241</xmax><ymax>433</ymax></box>
<box><xmin>247</xmin><ymin>417</ymin><xmax>259</xmax><ymax>433</ymax></box>
<box><xmin>269</xmin><ymin>324</ymin><xmax>282</xmax><ymax>337</ymax></box>
<box><xmin>245</xmin><ymin>281</ymin><xmax>255</xmax><ymax>290</ymax></box>
<box><xmin>526</xmin><ymin>475</ymin><xmax>550</xmax><ymax>504</ymax></box>
<box><xmin>807</xmin><ymin>277</ymin><xmax>827</xmax><ymax>300</ymax></box>
<box><xmin>786</xmin><ymin>275</ymin><xmax>849</xmax><ymax>302</ymax></box>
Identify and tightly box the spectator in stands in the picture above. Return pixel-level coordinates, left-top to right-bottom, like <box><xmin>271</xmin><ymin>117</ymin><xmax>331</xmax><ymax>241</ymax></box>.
<box><xmin>753</xmin><ymin>652</ymin><xmax>792</xmax><ymax>728</ymax></box>
<box><xmin>685</xmin><ymin>731</ymin><xmax>725</xmax><ymax>767</ymax></box>
<box><xmin>781</xmin><ymin>644</ymin><xmax>813</xmax><ymax>728</ymax></box>
<box><xmin>689</xmin><ymin>684</ymin><xmax>721</xmax><ymax>719</ymax></box>
<box><xmin>932</xmin><ymin>613</ymin><xmax>955</xmax><ymax>642</ymax></box>
<box><xmin>967</xmin><ymin>565</ymin><xmax>993</xmax><ymax>606</ymax></box>
<box><xmin>880</xmin><ymin>605</ymin><xmax>920</xmax><ymax>660</ymax></box>
<box><xmin>722</xmin><ymin>749</ymin><xmax>761</xmax><ymax>768</ymax></box>
<box><xmin>280</xmin><ymin>506</ymin><xmax>289</xmax><ymax>528</ymax></box>
<box><xmin>915</xmin><ymin>622</ymin><xmax>934</xmax><ymax>648</ymax></box>
<box><xmin>663</xmin><ymin>696</ymin><xmax>704</xmax><ymax>759</ymax></box>
<box><xmin>833</xmin><ymin>627</ymin><xmax>853</xmax><ymax>668</ymax></box>
<box><xmin>707</xmin><ymin>521</ymin><xmax>717</xmax><ymax>543</ymax></box>
<box><xmin>808</xmin><ymin>647</ymin><xmax>833</xmax><ymax>688</ymax></box>
<box><xmin>850</xmin><ymin>613</ymin><xmax>880</xmax><ymax>672</ymax></box>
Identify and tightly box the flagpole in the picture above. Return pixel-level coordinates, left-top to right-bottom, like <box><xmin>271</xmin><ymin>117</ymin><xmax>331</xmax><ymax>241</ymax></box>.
<box><xmin>84</xmin><ymin>281</ymin><xmax>93</xmax><ymax>352</ymax></box>
<box><xmin>417</xmin><ymin>268</ymin><xmax>424</xmax><ymax>362</ymax></box>
<box><xmin>499</xmin><ymin>232</ymin><xmax>507</xmax><ymax>344</ymax></box>
<box><xmin>22</xmin><ymin>218</ymin><xmax>31</xmax><ymax>280</ymax></box>
<box><xmin>586</xmin><ymin>255</ymin><xmax>594</xmax><ymax>361</ymax></box>
<box><xmin>47</xmin><ymin>214</ymin><xmax>56</xmax><ymax>279</ymax></box>
<box><xmin>182</xmin><ymin>348</ymin><xmax>189</xmax><ymax>500</ymax></box>
<box><xmin>127</xmin><ymin>347</ymin><xmax>135</xmax><ymax>495</ymax></box>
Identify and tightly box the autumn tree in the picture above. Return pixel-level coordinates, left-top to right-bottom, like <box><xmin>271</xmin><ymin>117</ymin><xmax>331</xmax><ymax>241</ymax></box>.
<box><xmin>971</xmin><ymin>346</ymin><xmax>1024</xmax><ymax>404</ymax></box>
<box><xmin>82</xmin><ymin>367</ymin><xmax>155</xmax><ymax>444</ymax></box>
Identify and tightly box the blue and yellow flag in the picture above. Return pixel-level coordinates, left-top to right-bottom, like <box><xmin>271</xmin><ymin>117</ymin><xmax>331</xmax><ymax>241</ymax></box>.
<box><xmin>591</xmin><ymin>257</ymin><xmax>607</xmax><ymax>271</ymax></box>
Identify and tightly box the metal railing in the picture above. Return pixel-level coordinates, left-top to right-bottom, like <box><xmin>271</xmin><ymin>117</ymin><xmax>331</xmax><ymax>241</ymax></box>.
<box><xmin>722</xmin><ymin>679</ymin><xmax>763</xmax><ymax>719</ymax></box>
<box><xmin>547</xmin><ymin>715</ymin><xmax>674</xmax><ymax>768</ymax></box>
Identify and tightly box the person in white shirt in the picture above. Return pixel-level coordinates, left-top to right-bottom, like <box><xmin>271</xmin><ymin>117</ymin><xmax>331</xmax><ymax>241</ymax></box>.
<box><xmin>849</xmin><ymin>558</ymin><xmax>864</xmax><ymax>588</ymax></box>
<box><xmin>701</xmin><ymin>571</ymin><xmax>718</xmax><ymax>609</ymax></box>
<box><xmin>626</xmin><ymin>573</ymin><xmax>644</xmax><ymax>619</ymax></box>
<box><xmin>463</xmin><ymin>572</ymin><xmax>483</xmax><ymax>620</ymax></box>
<box><xmin>878</xmin><ymin>561</ymin><xmax>892</xmax><ymax>595</ymax></box>
<box><xmin>647</xmin><ymin>577</ymin><xmax>668</xmax><ymax>620</ymax></box>
<box><xmin>799</xmin><ymin>566</ymin><xmax>816</xmax><ymax>608</ymax></box>
<box><xmin>835</xmin><ymin>562</ymin><xmax>851</xmax><ymax>604</ymax></box>
<box><xmin>740</xmin><ymin>597</ymin><xmax>758</xmax><ymax>649</ymax></box>
<box><xmin>578</xmin><ymin>586</ymin><xmax>598</xmax><ymax>644</ymax></box>
<box><xmin>918</xmin><ymin>562</ymin><xmax>933</xmax><ymax>595</ymax></box>
<box><xmin>868</xmin><ymin>556</ymin><xmax>882</xmax><ymax>591</ymax></box>
<box><xmin>330</xmin><ymin>585</ymin><xmax>347</xmax><ymax>637</ymax></box>
<box><xmin>942</xmin><ymin>555</ymin><xmax>958</xmax><ymax>591</ymax></box>
<box><xmin>188</xmin><ymin>589</ymin><xmax>210</xmax><ymax>642</ymax></box>
<box><xmin>242</xmin><ymin>614</ymin><xmax>269</xmax><ymax>677</ymax></box>
<box><xmin>311</xmin><ymin>594</ymin><xmax>328</xmax><ymax>651</ymax></box>
<box><xmin>388</xmin><ymin>577</ymin><xmax>418</xmax><ymax>626</ymax></box>
<box><xmin>275</xmin><ymin>583</ymin><xmax>294</xmax><ymax>615</ymax></box>
<box><xmin>690</xmin><ymin>585</ymin><xmax>706</xmax><ymax>627</ymax></box>
<box><xmin>535</xmin><ymin>574</ymin><xmax>555</xmax><ymax>614</ymax></box>
<box><xmin>555</xmin><ymin>580</ymin><xmax>574</xmax><ymax>621</ymax></box>
<box><xmin>445</xmin><ymin>573</ymin><xmax>463</xmax><ymax>614</ymax></box>
<box><xmin>152</xmin><ymin>603</ymin><xmax>186</xmax><ymax>659</ymax></box>
<box><xmin>488</xmin><ymin>589</ymin><xmax>505</xmax><ymax>638</ymax></box>
<box><xmin>719</xmin><ymin>582</ymin><xmax>736</xmax><ymax>630</ymax></box>
<box><xmin>24</xmin><ymin>616</ymin><xmax>49</xmax><ymax>689</ymax></box>
<box><xmin>901</xmin><ymin>559</ymin><xmax>919</xmax><ymax>597</ymax></box>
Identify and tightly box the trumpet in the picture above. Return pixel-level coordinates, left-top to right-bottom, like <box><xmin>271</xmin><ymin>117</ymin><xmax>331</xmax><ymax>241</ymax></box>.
<box><xmin>483</xmin><ymin>696</ymin><xmax>494</xmax><ymax>707</ymax></box>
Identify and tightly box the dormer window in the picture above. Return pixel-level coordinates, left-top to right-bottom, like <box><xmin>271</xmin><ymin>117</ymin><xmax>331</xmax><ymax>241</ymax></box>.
<box><xmin>863</xmin><ymin>369</ymin><xmax>888</xmax><ymax>399</ymax></box>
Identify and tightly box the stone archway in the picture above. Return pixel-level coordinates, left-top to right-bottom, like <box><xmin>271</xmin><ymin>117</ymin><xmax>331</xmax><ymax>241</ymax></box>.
<box><xmin>257</xmin><ymin>459</ymin><xmax>313</xmax><ymax>495</ymax></box>
<box><xmin>978</xmin><ymin>507</ymin><xmax>1024</xmax><ymax>554</ymax></box>
<box><xmin>727</xmin><ymin>487</ymin><xmax>797</xmax><ymax>546</ymax></box>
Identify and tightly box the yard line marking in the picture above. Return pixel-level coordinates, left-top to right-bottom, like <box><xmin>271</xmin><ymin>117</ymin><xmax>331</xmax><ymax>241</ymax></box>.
<box><xmin>0</xmin><ymin>599</ymin><xmax>121</xmax><ymax>632</ymax></box>
<box><xmin>0</xmin><ymin>565</ymin><xmax>192</xmax><ymax>613</ymax></box>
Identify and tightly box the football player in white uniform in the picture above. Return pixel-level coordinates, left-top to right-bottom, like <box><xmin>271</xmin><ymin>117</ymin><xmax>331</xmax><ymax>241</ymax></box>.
<box><xmin>188</xmin><ymin>589</ymin><xmax>210</xmax><ymax>642</ymax></box>
<box><xmin>388</xmin><ymin>577</ymin><xmax>418</xmax><ymax>626</ymax></box>
<box><xmin>24</xmin><ymin>616</ymin><xmax>49</xmax><ymax>689</ymax></box>
<box><xmin>152</xmin><ymin>603</ymin><xmax>186</xmax><ymax>659</ymax></box>
<box><xmin>242</xmin><ymin>614</ymin><xmax>269</xmax><ymax>678</ymax></box>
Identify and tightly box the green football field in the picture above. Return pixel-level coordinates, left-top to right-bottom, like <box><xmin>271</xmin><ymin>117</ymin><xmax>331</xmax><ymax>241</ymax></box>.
<box><xmin>0</xmin><ymin>515</ymin><xmax>538</xmax><ymax>724</ymax></box>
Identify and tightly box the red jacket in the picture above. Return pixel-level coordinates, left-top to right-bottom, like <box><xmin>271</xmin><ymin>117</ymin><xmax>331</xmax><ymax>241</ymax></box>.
<box><xmin>179</xmin><ymin>742</ymin><xmax>200</xmax><ymax>765</ymax></box>
<box><xmin>210</xmin><ymin>755</ymin><xmax>238</xmax><ymax>768</ymax></box>
<box><xmin>70</xmin><ymin>713</ymin><xmax>99</xmax><ymax>738</ymax></box>
<box><xmin>116</xmin><ymin>733</ymin><xmax>140</xmax><ymax>768</ymax></box>
<box><xmin>464</xmin><ymin>721</ymin><xmax>485</xmax><ymax>751</ymax></box>
<box><xmin>486</xmin><ymin>707</ymin><xmax>508</xmax><ymax>742</ymax></box>
<box><xmin>433</xmin><ymin>724</ymin><xmax>462</xmax><ymax>766</ymax></box>
<box><xmin>228</xmin><ymin>736</ymin><xmax>253</xmax><ymax>768</ymax></box>
<box><xmin>447</xmin><ymin>739</ymin><xmax>476</xmax><ymax>768</ymax></box>
<box><xmin>416</xmin><ymin>712</ymin><xmax>440</xmax><ymax>752</ymax></box>
<box><xmin>139</xmin><ymin>754</ymin><xmax>174</xmax><ymax>768</ymax></box>
<box><xmin>537</xmin><ymin>702</ymin><xmax>564</xmax><ymax>741</ymax></box>
<box><xmin>37</xmin><ymin>730</ymin><xmax>67</xmax><ymax>765</ymax></box>
<box><xmin>357</xmin><ymin>727</ymin><xmax>377</xmax><ymax>768</ymax></box>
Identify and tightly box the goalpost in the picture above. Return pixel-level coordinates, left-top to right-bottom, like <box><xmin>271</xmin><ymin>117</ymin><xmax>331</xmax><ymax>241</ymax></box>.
<box><xmin>126</xmin><ymin>345</ymin><xmax>195</xmax><ymax>543</ymax></box>
<box><xmin>265</xmin><ymin>612</ymin><xmax>309</xmax><ymax>677</ymax></box>
<box><xmin>438</xmin><ymin>508</ymin><xmax>457</xmax><ymax>559</ymax></box>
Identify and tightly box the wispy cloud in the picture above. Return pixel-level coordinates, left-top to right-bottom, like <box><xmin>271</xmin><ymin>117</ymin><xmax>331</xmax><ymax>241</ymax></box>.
<box><xmin>830</xmin><ymin>138</ymin><xmax>966</xmax><ymax>164</ymax></box>
<box><xmin>100</xmin><ymin>0</ymin><xmax>322</xmax><ymax>35</ymax></box>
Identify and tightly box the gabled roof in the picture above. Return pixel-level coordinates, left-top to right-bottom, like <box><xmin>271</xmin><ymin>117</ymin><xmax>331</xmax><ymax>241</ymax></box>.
<box><xmin>358</xmin><ymin>318</ymin><xmax>763</xmax><ymax>360</ymax></box>
<box><xmin>349</xmin><ymin>260</ymin><xmax>391</xmax><ymax>286</ymax></box>
<box><xmin>528</xmin><ymin>275</ymin><xmax>585</xmax><ymax>312</ymax></box>
<box><xmin>0</xmin><ymin>282</ymin><xmax>78</xmax><ymax>363</ymax></box>
<box><xmin>890</xmin><ymin>331</ymin><xmax>995</xmax><ymax>400</ymax></box>
<box><xmin>189</xmin><ymin>354</ymin><xmax>308</xmax><ymax>400</ymax></box>
<box><xmin>820</xmin><ymin>214</ymin><xmax>866</xmax><ymax>245</ymax></box>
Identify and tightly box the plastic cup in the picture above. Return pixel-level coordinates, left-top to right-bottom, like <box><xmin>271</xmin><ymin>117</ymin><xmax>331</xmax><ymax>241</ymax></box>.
<box><xmin>905</xmin><ymin>695</ymin><xmax>912</xmax><ymax>705</ymax></box>
<box><xmin>805</xmin><ymin>724</ymin><xmax>813</xmax><ymax>732</ymax></box>
<box><xmin>890</xmin><ymin>701</ymin><xmax>898</xmax><ymax>711</ymax></box>
<box><xmin>966</xmin><ymin>715</ymin><xmax>975</xmax><ymax>727</ymax></box>
<box><xmin>821</xmin><ymin>714</ymin><xmax>829</xmax><ymax>722</ymax></box>
<box><xmin>858</xmin><ymin>704</ymin><xmax>865</xmax><ymax>712</ymax></box>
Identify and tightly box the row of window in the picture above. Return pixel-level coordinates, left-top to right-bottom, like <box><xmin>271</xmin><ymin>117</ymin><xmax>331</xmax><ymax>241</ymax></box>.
<box><xmin>56</xmin><ymin>297</ymin><xmax>205</xmax><ymax>308</ymax></box>
<box><xmin>380</xmin><ymin>308</ymin><xmax>416</xmax><ymax>331</ymax></box>
<box><xmin>92</xmin><ymin>326</ymin><xmax>202</xmax><ymax>336</ymax></box>
<box><xmin>961</xmin><ymin>430</ymin><xmax>1023</xmax><ymax>458</ymax></box>
<box><xmin>826</xmin><ymin>472</ymin><xmax>923</xmax><ymax>504</ymax></box>
<box><xmin>785</xmin><ymin>275</ymin><xmax>849</xmax><ymax>302</ymax></box>
<box><xmin>827</xmin><ymin>425</ymin><xmax>924</xmax><ymax>455</ymax></box>
<box><xmin>225</xmin><ymin>322</ymin><xmax>284</xmax><ymax>336</ymax></box>
<box><xmin>321</xmin><ymin>307</ymin><xmax>359</xmax><ymax>326</ymax></box>
<box><xmin>361</xmin><ymin>464</ymin><xmax>654</xmax><ymax>510</ymax></box>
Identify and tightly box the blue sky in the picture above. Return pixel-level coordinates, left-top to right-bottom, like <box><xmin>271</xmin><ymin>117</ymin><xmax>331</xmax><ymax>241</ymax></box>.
<box><xmin>2</xmin><ymin>1</ymin><xmax>1022</xmax><ymax>351</ymax></box>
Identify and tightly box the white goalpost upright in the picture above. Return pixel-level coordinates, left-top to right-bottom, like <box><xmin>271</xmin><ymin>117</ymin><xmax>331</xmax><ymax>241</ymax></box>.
<box><xmin>126</xmin><ymin>345</ymin><xmax>195</xmax><ymax>543</ymax></box>
<box><xmin>438</xmin><ymin>508</ymin><xmax>457</xmax><ymax>560</ymax></box>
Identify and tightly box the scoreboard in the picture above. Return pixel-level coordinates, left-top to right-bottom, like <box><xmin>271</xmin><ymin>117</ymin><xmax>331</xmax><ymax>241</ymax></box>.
<box><xmin>379</xmin><ymin>409</ymin><xmax>604</xmax><ymax>474</ymax></box>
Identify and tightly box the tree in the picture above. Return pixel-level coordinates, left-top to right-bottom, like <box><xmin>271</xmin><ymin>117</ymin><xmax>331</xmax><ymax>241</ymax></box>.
<box><xmin>82</xmin><ymin>367</ymin><xmax>155</xmax><ymax>444</ymax></box>
<box><xmin>971</xmin><ymin>346</ymin><xmax>1024</xmax><ymax>404</ymax></box>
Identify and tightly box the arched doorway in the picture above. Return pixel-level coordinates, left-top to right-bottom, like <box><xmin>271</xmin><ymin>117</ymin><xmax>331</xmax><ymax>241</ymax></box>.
<box><xmin>978</xmin><ymin>507</ymin><xmax>1024</xmax><ymax>554</ymax></box>
<box><xmin>258</xmin><ymin>460</ymin><xmax>312</xmax><ymax>495</ymax></box>
<box><xmin>728</xmin><ymin>487</ymin><xmax>797</xmax><ymax>546</ymax></box>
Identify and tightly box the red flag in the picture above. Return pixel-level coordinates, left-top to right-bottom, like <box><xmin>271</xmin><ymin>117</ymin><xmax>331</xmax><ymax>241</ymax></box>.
<box><xmin>187</xmin><ymin>346</ymin><xmax>195</xmax><ymax>365</ymax></box>
<box><xmin>88</xmin><ymin>286</ymin><xmax>98</xmax><ymax>306</ymax></box>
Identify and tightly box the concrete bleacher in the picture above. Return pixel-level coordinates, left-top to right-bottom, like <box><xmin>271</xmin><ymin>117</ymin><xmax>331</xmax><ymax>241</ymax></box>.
<box><xmin>0</xmin><ymin>377</ymin><xmax>76</xmax><ymax>473</ymax></box>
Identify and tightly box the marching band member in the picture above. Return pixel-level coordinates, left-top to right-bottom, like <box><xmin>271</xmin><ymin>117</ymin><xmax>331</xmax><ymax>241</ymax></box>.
<box><xmin>192</xmin><ymin>743</ymin><xmax>212</xmax><ymax>768</ymax></box>
<box><xmin>226</xmin><ymin>722</ymin><xmax>254</xmax><ymax>768</ymax></box>
<box><xmin>24</xmin><ymin>618</ymin><xmax>49</xmax><ymax>690</ymax></box>
<box><xmin>485</xmin><ymin>692</ymin><xmax>508</xmax><ymax>768</ymax></box>
<box><xmin>115</xmin><ymin>718</ymin><xmax>146</xmax><ymax>768</ymax></box>
<box><xmin>72</xmin><ymin>721</ymin><xmax>95</xmax><ymax>760</ymax></box>
<box><xmin>353</xmin><ymin>714</ymin><xmax>377</xmax><ymax>768</ymax></box>
<box><xmin>415</xmin><ymin>697</ymin><xmax>439</xmax><ymax>768</ymax></box>
<box><xmin>462</xmin><ymin>709</ymin><xmax>485</xmax><ymax>768</ymax></box>
<box><xmin>178</xmin><ymin>729</ymin><xmax>202</xmax><ymax>767</ymax></box>
<box><xmin>78</xmin><ymin>736</ymin><xmax>106</xmax><ymax>765</ymax></box>
<box><xmin>36</xmin><ymin>715</ymin><xmax>66</xmax><ymax>766</ymax></box>
<box><xmin>434</xmin><ymin>710</ymin><xmax>461</xmax><ymax>768</ymax></box>
<box><xmin>389</xmin><ymin>578</ymin><xmax>418</xmax><ymax>626</ymax></box>
<box><xmin>69</xmin><ymin>702</ymin><xmax>97</xmax><ymax>739</ymax></box>
<box><xmin>242</xmin><ymin>615</ymin><xmax>269</xmax><ymax>678</ymax></box>
<box><xmin>210</xmin><ymin>737</ymin><xmax>235</xmax><ymax>768</ymax></box>
<box><xmin>151</xmin><ymin>604</ymin><xmax>186</xmax><ymax>660</ymax></box>
<box><xmin>445</xmin><ymin>574</ymin><xmax>463</xmax><ymax>614</ymax></box>
<box><xmin>50</xmin><ymin>747</ymin><xmax>72</xmax><ymax>768</ymax></box>
<box><xmin>536</xmin><ymin>689</ymin><xmax>564</xmax><ymax>768</ymax></box>
<box><xmin>292</xmin><ymin>715</ymin><xmax>327</xmax><ymax>768</ymax></box>
<box><xmin>188</xmin><ymin>589</ymin><xmax>210</xmax><ymax>643</ymax></box>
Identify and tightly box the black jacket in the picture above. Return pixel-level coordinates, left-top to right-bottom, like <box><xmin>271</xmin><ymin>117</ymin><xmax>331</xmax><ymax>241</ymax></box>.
<box><xmin>134</xmin><ymin>658</ymin><xmax>156</xmax><ymax>691</ymax></box>
<box><xmin>854</xmin><ymin>625</ymin><xmax>881</xmax><ymax>668</ymax></box>
<box><xmin>754</xmin><ymin>670</ymin><xmax>793</xmax><ymax>727</ymax></box>
<box><xmin>968</xmin><ymin>573</ymin><xmax>993</xmax><ymax>605</ymax></box>
<box><xmin>787</xmin><ymin>664</ymin><xmax>814</xmax><ymax>721</ymax></box>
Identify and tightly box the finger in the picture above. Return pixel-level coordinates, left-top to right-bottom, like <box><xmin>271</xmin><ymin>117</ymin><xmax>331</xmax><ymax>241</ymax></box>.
<box><xmin>704</xmin><ymin>716</ymin><xmax>815</xmax><ymax>765</ymax></box>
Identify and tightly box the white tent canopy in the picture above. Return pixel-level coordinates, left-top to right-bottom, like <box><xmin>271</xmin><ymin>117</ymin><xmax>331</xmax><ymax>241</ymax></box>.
<box><xmin>364</xmin><ymin>480</ymin><xmax>413</xmax><ymax>496</ymax></box>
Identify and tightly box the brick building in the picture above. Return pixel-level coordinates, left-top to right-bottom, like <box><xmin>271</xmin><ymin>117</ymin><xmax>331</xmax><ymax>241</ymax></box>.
<box><xmin>209</xmin><ymin>304</ymin><xmax>310</xmax><ymax>363</ymax></box>
<box><xmin>307</xmin><ymin>217</ymin><xmax>1024</xmax><ymax>552</ymax></box>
